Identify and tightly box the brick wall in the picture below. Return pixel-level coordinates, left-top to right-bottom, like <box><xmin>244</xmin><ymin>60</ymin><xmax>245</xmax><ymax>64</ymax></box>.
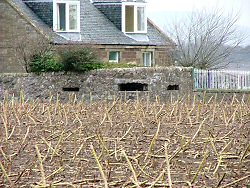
<box><xmin>0</xmin><ymin>0</ymin><xmax>43</xmax><ymax>73</ymax></box>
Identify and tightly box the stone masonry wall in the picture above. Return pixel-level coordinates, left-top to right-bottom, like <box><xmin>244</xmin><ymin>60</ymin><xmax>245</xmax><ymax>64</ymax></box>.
<box><xmin>0</xmin><ymin>0</ymin><xmax>44</xmax><ymax>73</ymax></box>
<box><xmin>93</xmin><ymin>45</ymin><xmax>173</xmax><ymax>66</ymax></box>
<box><xmin>0</xmin><ymin>67</ymin><xmax>193</xmax><ymax>101</ymax></box>
<box><xmin>56</xmin><ymin>45</ymin><xmax>173</xmax><ymax>67</ymax></box>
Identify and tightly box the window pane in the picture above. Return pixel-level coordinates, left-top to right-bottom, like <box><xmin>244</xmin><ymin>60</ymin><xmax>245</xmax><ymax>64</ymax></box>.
<box><xmin>143</xmin><ymin>52</ymin><xmax>152</xmax><ymax>67</ymax></box>
<box><xmin>125</xmin><ymin>6</ymin><xmax>134</xmax><ymax>32</ymax></box>
<box><xmin>109</xmin><ymin>51</ymin><xmax>119</xmax><ymax>63</ymax></box>
<box><xmin>137</xmin><ymin>7</ymin><xmax>145</xmax><ymax>31</ymax></box>
<box><xmin>69</xmin><ymin>4</ymin><xmax>78</xmax><ymax>30</ymax></box>
<box><xmin>57</xmin><ymin>3</ymin><xmax>66</xmax><ymax>31</ymax></box>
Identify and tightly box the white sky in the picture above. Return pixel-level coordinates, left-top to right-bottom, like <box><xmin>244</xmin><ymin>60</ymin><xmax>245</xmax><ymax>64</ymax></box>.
<box><xmin>147</xmin><ymin>0</ymin><xmax>250</xmax><ymax>45</ymax></box>
<box><xmin>147</xmin><ymin>0</ymin><xmax>250</xmax><ymax>28</ymax></box>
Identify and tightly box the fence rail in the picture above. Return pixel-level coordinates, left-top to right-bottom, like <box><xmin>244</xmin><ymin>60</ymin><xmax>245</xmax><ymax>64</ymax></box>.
<box><xmin>193</xmin><ymin>69</ymin><xmax>250</xmax><ymax>91</ymax></box>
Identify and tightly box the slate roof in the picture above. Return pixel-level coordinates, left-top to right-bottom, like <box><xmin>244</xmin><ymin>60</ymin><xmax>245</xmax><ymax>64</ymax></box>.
<box><xmin>7</xmin><ymin>0</ymin><xmax>172</xmax><ymax>46</ymax></box>
<box><xmin>92</xmin><ymin>0</ymin><xmax>145</xmax><ymax>3</ymax></box>
<box><xmin>24</xmin><ymin>1</ymin><xmax>53</xmax><ymax>28</ymax></box>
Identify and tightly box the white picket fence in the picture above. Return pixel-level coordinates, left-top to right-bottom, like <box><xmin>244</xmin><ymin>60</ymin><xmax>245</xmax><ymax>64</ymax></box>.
<box><xmin>193</xmin><ymin>69</ymin><xmax>250</xmax><ymax>90</ymax></box>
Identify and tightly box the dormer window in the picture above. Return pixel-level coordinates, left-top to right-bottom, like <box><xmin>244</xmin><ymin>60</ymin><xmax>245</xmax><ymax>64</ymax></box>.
<box><xmin>122</xmin><ymin>3</ymin><xmax>147</xmax><ymax>33</ymax></box>
<box><xmin>53</xmin><ymin>0</ymin><xmax>80</xmax><ymax>32</ymax></box>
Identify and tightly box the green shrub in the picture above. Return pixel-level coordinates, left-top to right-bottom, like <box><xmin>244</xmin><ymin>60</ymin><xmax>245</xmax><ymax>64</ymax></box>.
<box><xmin>102</xmin><ymin>63</ymin><xmax>139</xmax><ymax>69</ymax></box>
<box><xmin>29</xmin><ymin>52</ymin><xmax>63</xmax><ymax>73</ymax></box>
<box><xmin>76</xmin><ymin>62</ymin><xmax>105</xmax><ymax>72</ymax></box>
<box><xmin>29</xmin><ymin>47</ymin><xmax>140</xmax><ymax>73</ymax></box>
<box><xmin>59</xmin><ymin>48</ymin><xmax>101</xmax><ymax>72</ymax></box>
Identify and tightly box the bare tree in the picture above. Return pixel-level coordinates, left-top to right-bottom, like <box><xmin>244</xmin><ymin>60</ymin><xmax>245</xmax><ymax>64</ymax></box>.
<box><xmin>167</xmin><ymin>9</ymin><xmax>244</xmax><ymax>69</ymax></box>
<box><xmin>15</xmin><ymin>35</ymin><xmax>52</xmax><ymax>72</ymax></box>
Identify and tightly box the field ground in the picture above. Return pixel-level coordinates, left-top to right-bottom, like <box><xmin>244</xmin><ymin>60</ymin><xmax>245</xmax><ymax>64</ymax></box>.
<box><xmin>0</xmin><ymin>94</ymin><xmax>250</xmax><ymax>187</ymax></box>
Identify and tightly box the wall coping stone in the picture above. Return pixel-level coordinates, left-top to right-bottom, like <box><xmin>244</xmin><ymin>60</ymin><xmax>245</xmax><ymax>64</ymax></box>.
<box><xmin>0</xmin><ymin>66</ymin><xmax>193</xmax><ymax>78</ymax></box>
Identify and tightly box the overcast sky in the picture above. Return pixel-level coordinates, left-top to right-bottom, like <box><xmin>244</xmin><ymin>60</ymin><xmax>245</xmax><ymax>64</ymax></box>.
<box><xmin>147</xmin><ymin>0</ymin><xmax>250</xmax><ymax>45</ymax></box>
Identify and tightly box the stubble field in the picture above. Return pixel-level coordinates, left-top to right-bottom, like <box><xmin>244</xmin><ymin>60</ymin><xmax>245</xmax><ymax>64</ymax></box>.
<box><xmin>0</xmin><ymin>94</ymin><xmax>250</xmax><ymax>187</ymax></box>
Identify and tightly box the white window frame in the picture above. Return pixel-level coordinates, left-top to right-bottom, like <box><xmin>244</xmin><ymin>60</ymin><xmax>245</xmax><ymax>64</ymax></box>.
<box><xmin>143</xmin><ymin>52</ymin><xmax>154</xmax><ymax>67</ymax></box>
<box><xmin>53</xmin><ymin>0</ymin><xmax>80</xmax><ymax>32</ymax></box>
<box><xmin>122</xmin><ymin>2</ymin><xmax>147</xmax><ymax>34</ymax></box>
<box><xmin>109</xmin><ymin>51</ymin><xmax>120</xmax><ymax>63</ymax></box>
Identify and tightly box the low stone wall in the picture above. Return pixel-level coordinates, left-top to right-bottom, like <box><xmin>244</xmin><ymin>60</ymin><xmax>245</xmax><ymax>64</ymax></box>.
<box><xmin>0</xmin><ymin>67</ymin><xmax>193</xmax><ymax>101</ymax></box>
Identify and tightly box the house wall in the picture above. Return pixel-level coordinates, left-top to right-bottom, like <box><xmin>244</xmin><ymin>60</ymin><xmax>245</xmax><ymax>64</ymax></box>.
<box><xmin>0</xmin><ymin>0</ymin><xmax>44</xmax><ymax>73</ymax></box>
<box><xmin>93</xmin><ymin>45</ymin><xmax>173</xmax><ymax>66</ymax></box>
<box><xmin>55</xmin><ymin>44</ymin><xmax>173</xmax><ymax>67</ymax></box>
<box><xmin>0</xmin><ymin>67</ymin><xmax>193</xmax><ymax>101</ymax></box>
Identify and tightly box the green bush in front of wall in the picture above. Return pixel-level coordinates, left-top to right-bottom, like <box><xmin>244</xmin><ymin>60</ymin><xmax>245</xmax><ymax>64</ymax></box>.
<box><xmin>29</xmin><ymin>52</ymin><xmax>63</xmax><ymax>73</ymax></box>
<box><xmin>59</xmin><ymin>48</ymin><xmax>102</xmax><ymax>72</ymax></box>
<box><xmin>29</xmin><ymin>47</ymin><xmax>141</xmax><ymax>73</ymax></box>
<box><xmin>102</xmin><ymin>63</ymin><xmax>139</xmax><ymax>69</ymax></box>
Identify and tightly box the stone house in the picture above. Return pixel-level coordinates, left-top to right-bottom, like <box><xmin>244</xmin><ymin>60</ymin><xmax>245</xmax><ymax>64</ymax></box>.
<box><xmin>0</xmin><ymin>0</ymin><xmax>174</xmax><ymax>73</ymax></box>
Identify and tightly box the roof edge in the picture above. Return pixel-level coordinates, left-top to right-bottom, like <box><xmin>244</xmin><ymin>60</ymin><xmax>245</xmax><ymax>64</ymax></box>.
<box><xmin>54</xmin><ymin>42</ymin><xmax>171</xmax><ymax>48</ymax></box>
<box><xmin>92</xmin><ymin>2</ymin><xmax>121</xmax><ymax>5</ymax></box>
<box><xmin>147</xmin><ymin>18</ymin><xmax>176</xmax><ymax>47</ymax></box>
